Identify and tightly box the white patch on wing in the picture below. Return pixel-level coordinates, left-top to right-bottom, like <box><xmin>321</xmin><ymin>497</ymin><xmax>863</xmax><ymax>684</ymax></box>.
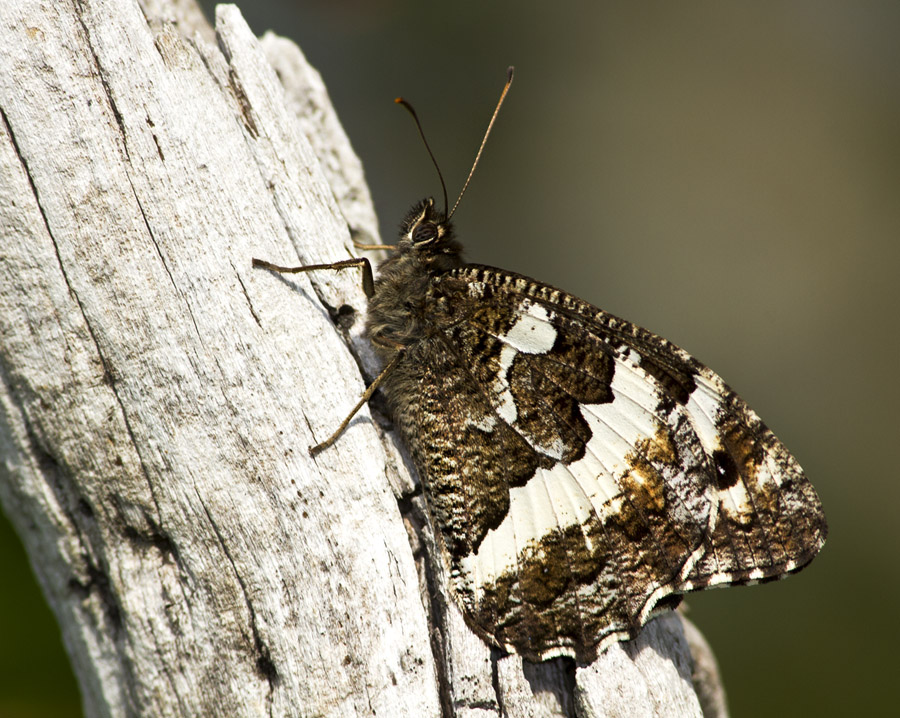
<box><xmin>490</xmin><ymin>302</ymin><xmax>558</xmax><ymax>426</ymax></box>
<box><xmin>462</xmin><ymin>352</ymin><xmax>678</xmax><ymax>591</ymax></box>
<box><xmin>540</xmin><ymin>462</ymin><xmax>595</xmax><ymax>534</ymax></box>
<box><xmin>578</xmin><ymin>353</ymin><xmax>664</xmax><ymax>479</ymax></box>
<box><xmin>519</xmin><ymin>470</ymin><xmax>560</xmax><ymax>546</ymax></box>
<box><xmin>685</xmin><ymin>373</ymin><xmax>757</xmax><ymax>518</ymax></box>
<box><xmin>501</xmin><ymin>302</ymin><xmax>557</xmax><ymax>355</ymax></box>
<box><xmin>678</xmin><ymin>571</ymin><xmax>735</xmax><ymax>592</ymax></box>
<box><xmin>461</xmin><ymin>461</ymin><xmax>599</xmax><ymax>589</ymax></box>
<box><xmin>566</xmin><ymin>445</ymin><xmax>619</xmax><ymax>521</ymax></box>
<box><xmin>684</xmin><ymin>374</ymin><xmax>724</xmax><ymax>455</ymax></box>
<box><xmin>721</xmin><ymin>477</ymin><xmax>752</xmax><ymax>519</ymax></box>
<box><xmin>487</xmin><ymin>509</ymin><xmax>516</xmax><ymax>586</ymax></box>
<box><xmin>492</xmin><ymin>344</ymin><xmax>519</xmax><ymax>424</ymax></box>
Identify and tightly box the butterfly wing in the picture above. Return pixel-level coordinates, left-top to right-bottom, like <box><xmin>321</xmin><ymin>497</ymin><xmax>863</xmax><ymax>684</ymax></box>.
<box><xmin>473</xmin><ymin>266</ymin><xmax>828</xmax><ymax>591</ymax></box>
<box><xmin>384</xmin><ymin>264</ymin><xmax>826</xmax><ymax>663</ymax></box>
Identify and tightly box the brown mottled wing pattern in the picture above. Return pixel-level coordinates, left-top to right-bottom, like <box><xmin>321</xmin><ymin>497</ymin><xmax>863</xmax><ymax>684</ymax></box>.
<box><xmin>382</xmin><ymin>264</ymin><xmax>826</xmax><ymax>663</ymax></box>
<box><xmin>471</xmin><ymin>266</ymin><xmax>828</xmax><ymax>591</ymax></box>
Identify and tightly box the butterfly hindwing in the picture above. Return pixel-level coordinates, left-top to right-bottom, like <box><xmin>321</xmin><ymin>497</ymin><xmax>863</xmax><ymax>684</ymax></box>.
<box><xmin>381</xmin><ymin>264</ymin><xmax>825</xmax><ymax>662</ymax></box>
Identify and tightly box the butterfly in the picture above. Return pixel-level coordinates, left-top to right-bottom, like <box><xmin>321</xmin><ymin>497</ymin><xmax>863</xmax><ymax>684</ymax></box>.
<box><xmin>254</xmin><ymin>67</ymin><xmax>827</xmax><ymax>663</ymax></box>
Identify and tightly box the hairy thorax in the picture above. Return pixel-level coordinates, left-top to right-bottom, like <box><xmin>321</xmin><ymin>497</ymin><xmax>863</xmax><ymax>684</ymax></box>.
<box><xmin>365</xmin><ymin>243</ymin><xmax>464</xmax><ymax>360</ymax></box>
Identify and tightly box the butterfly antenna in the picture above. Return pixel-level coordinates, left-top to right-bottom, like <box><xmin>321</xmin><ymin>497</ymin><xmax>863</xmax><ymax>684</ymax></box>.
<box><xmin>448</xmin><ymin>66</ymin><xmax>514</xmax><ymax>221</ymax></box>
<box><xmin>395</xmin><ymin>96</ymin><xmax>449</xmax><ymax>219</ymax></box>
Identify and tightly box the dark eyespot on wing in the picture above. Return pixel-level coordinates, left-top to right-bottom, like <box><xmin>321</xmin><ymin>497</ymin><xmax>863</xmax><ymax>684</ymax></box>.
<box><xmin>678</xmin><ymin>372</ymin><xmax>827</xmax><ymax>590</ymax></box>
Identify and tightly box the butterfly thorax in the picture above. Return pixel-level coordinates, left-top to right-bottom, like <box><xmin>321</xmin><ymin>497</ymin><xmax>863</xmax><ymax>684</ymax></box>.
<box><xmin>365</xmin><ymin>198</ymin><xmax>464</xmax><ymax>356</ymax></box>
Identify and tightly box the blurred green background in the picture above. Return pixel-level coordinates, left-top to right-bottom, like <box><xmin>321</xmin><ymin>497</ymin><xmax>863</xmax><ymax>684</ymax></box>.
<box><xmin>2</xmin><ymin>1</ymin><xmax>897</xmax><ymax>715</ymax></box>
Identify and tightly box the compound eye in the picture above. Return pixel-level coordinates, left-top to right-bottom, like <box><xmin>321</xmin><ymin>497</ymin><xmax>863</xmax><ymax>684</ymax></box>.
<box><xmin>412</xmin><ymin>222</ymin><xmax>438</xmax><ymax>243</ymax></box>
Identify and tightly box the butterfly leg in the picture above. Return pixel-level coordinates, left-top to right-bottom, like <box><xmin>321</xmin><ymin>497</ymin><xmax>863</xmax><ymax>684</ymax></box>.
<box><xmin>252</xmin><ymin>257</ymin><xmax>406</xmax><ymax>454</ymax></box>
<box><xmin>252</xmin><ymin>256</ymin><xmax>375</xmax><ymax>298</ymax></box>
<box><xmin>351</xmin><ymin>239</ymin><xmax>394</xmax><ymax>252</ymax></box>
<box><xmin>308</xmin><ymin>349</ymin><xmax>405</xmax><ymax>456</ymax></box>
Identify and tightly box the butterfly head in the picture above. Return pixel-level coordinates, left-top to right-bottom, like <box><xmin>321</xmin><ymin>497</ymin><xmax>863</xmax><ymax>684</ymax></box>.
<box><xmin>399</xmin><ymin>198</ymin><xmax>460</xmax><ymax>257</ymax></box>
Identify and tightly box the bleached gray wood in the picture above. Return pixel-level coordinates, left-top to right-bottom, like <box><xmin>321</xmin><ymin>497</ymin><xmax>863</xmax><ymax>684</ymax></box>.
<box><xmin>681</xmin><ymin>614</ymin><xmax>729</xmax><ymax>718</ymax></box>
<box><xmin>575</xmin><ymin>613</ymin><xmax>703</xmax><ymax>718</ymax></box>
<box><xmin>0</xmin><ymin>1</ymin><xmax>722</xmax><ymax>716</ymax></box>
<box><xmin>259</xmin><ymin>32</ymin><xmax>381</xmax><ymax>252</ymax></box>
<box><xmin>0</xmin><ymin>1</ymin><xmax>435</xmax><ymax>716</ymax></box>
